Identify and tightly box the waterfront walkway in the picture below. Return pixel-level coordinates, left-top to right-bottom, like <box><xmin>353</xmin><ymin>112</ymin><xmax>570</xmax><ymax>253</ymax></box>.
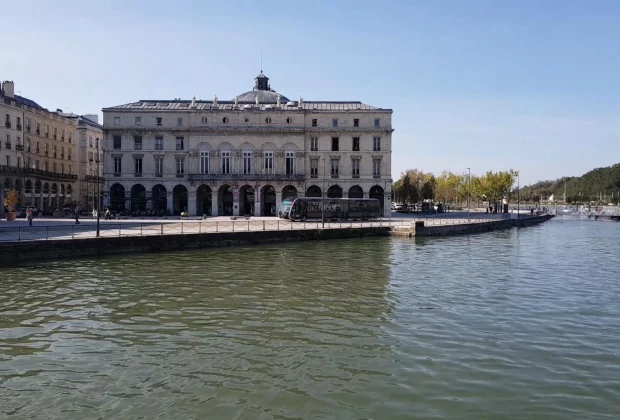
<box><xmin>0</xmin><ymin>212</ymin><xmax>513</xmax><ymax>243</ymax></box>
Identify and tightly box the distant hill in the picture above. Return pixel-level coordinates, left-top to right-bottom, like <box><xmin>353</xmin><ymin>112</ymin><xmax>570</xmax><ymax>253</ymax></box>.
<box><xmin>521</xmin><ymin>163</ymin><xmax>620</xmax><ymax>203</ymax></box>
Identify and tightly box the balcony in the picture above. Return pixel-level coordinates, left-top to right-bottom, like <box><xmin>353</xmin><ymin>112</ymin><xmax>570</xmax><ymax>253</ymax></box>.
<box><xmin>16</xmin><ymin>144</ymin><xmax>24</xmax><ymax>151</ymax></box>
<box><xmin>0</xmin><ymin>165</ymin><xmax>78</xmax><ymax>180</ymax></box>
<box><xmin>61</xmin><ymin>136</ymin><xmax>65</xmax><ymax>141</ymax></box>
<box><xmin>114</xmin><ymin>173</ymin><xmax>121</xmax><ymax>177</ymax></box>
<box><xmin>26</xmin><ymin>126</ymin><xmax>30</xmax><ymax>133</ymax></box>
<box><xmin>155</xmin><ymin>144</ymin><xmax>163</xmax><ymax>150</ymax></box>
<box><xmin>155</xmin><ymin>172</ymin><xmax>163</xmax><ymax>177</ymax></box>
<box><xmin>53</xmin><ymin>134</ymin><xmax>57</xmax><ymax>140</ymax></box>
<box><xmin>36</xmin><ymin>128</ymin><xmax>40</xmax><ymax>135</ymax></box>
<box><xmin>44</xmin><ymin>151</ymin><xmax>48</xmax><ymax>156</ymax></box>
<box><xmin>134</xmin><ymin>143</ymin><xmax>142</xmax><ymax>150</ymax></box>
<box><xmin>36</xmin><ymin>148</ymin><xmax>40</xmax><ymax>154</ymax></box>
<box><xmin>45</xmin><ymin>132</ymin><xmax>49</xmax><ymax>138</ymax></box>
<box><xmin>373</xmin><ymin>174</ymin><xmax>380</xmax><ymax>178</ymax></box>
<box><xmin>134</xmin><ymin>173</ymin><xmax>142</xmax><ymax>177</ymax></box>
<box><xmin>352</xmin><ymin>174</ymin><xmax>360</xmax><ymax>178</ymax></box>
<box><xmin>60</xmin><ymin>154</ymin><xmax>64</xmax><ymax>159</ymax></box>
<box><xmin>331</xmin><ymin>174</ymin><xmax>339</xmax><ymax>179</ymax></box>
<box><xmin>16</xmin><ymin>124</ymin><xmax>22</xmax><ymax>131</ymax></box>
<box><xmin>176</xmin><ymin>173</ymin><xmax>185</xmax><ymax>177</ymax></box>
<box><xmin>5</xmin><ymin>121</ymin><xmax>11</xmax><ymax>128</ymax></box>
<box><xmin>176</xmin><ymin>144</ymin><xmax>184</xmax><ymax>151</ymax></box>
<box><xmin>5</xmin><ymin>142</ymin><xmax>12</xmax><ymax>149</ymax></box>
<box><xmin>311</xmin><ymin>174</ymin><xmax>318</xmax><ymax>178</ymax></box>
<box><xmin>68</xmin><ymin>138</ymin><xmax>72</xmax><ymax>143</ymax></box>
<box><xmin>187</xmin><ymin>173</ymin><xmax>306</xmax><ymax>182</ymax></box>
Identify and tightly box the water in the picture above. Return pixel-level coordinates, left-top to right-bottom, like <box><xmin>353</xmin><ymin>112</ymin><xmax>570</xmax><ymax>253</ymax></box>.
<box><xmin>1</xmin><ymin>217</ymin><xmax>619</xmax><ymax>419</ymax></box>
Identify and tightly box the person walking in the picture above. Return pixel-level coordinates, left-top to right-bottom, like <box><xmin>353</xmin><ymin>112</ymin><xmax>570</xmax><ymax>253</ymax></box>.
<box><xmin>75</xmin><ymin>208</ymin><xmax>80</xmax><ymax>224</ymax></box>
<box><xmin>26</xmin><ymin>208</ymin><xmax>33</xmax><ymax>226</ymax></box>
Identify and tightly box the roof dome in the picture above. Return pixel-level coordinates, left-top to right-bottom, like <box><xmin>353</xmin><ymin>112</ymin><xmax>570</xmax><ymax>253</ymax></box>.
<box><xmin>233</xmin><ymin>71</ymin><xmax>289</xmax><ymax>104</ymax></box>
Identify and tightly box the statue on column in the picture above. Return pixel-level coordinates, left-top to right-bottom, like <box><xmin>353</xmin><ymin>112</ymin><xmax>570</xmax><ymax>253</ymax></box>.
<box><xmin>213</xmin><ymin>95</ymin><xmax>218</xmax><ymax>106</ymax></box>
<box><xmin>299</xmin><ymin>95</ymin><xmax>303</xmax><ymax>107</ymax></box>
<box><xmin>276</xmin><ymin>94</ymin><xmax>281</xmax><ymax>107</ymax></box>
<box><xmin>234</xmin><ymin>96</ymin><xmax>238</xmax><ymax>107</ymax></box>
<box><xmin>255</xmin><ymin>95</ymin><xmax>259</xmax><ymax>106</ymax></box>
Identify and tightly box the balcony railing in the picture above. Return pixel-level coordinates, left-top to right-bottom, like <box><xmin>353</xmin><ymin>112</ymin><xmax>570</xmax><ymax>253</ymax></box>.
<box><xmin>5</xmin><ymin>142</ymin><xmax>11</xmax><ymax>149</ymax></box>
<box><xmin>187</xmin><ymin>173</ymin><xmax>306</xmax><ymax>182</ymax></box>
<box><xmin>331</xmin><ymin>174</ymin><xmax>339</xmax><ymax>178</ymax></box>
<box><xmin>36</xmin><ymin>128</ymin><xmax>40</xmax><ymax>135</ymax></box>
<box><xmin>176</xmin><ymin>173</ymin><xmax>185</xmax><ymax>177</ymax></box>
<box><xmin>16</xmin><ymin>144</ymin><xmax>24</xmax><ymax>151</ymax></box>
<box><xmin>5</xmin><ymin>121</ymin><xmax>11</xmax><ymax>128</ymax></box>
<box><xmin>16</xmin><ymin>124</ymin><xmax>22</xmax><ymax>130</ymax></box>
<box><xmin>134</xmin><ymin>143</ymin><xmax>142</xmax><ymax>150</ymax></box>
<box><xmin>53</xmin><ymin>134</ymin><xmax>57</xmax><ymax>140</ymax></box>
<box><xmin>134</xmin><ymin>173</ymin><xmax>142</xmax><ymax>177</ymax></box>
<box><xmin>26</xmin><ymin>126</ymin><xmax>31</xmax><ymax>132</ymax></box>
<box><xmin>352</xmin><ymin>173</ymin><xmax>360</xmax><ymax>178</ymax></box>
<box><xmin>68</xmin><ymin>137</ymin><xmax>72</xmax><ymax>143</ymax></box>
<box><xmin>0</xmin><ymin>165</ymin><xmax>78</xmax><ymax>180</ymax></box>
<box><xmin>176</xmin><ymin>144</ymin><xmax>184</xmax><ymax>150</ymax></box>
<box><xmin>155</xmin><ymin>144</ymin><xmax>163</xmax><ymax>150</ymax></box>
<box><xmin>373</xmin><ymin>174</ymin><xmax>380</xmax><ymax>178</ymax></box>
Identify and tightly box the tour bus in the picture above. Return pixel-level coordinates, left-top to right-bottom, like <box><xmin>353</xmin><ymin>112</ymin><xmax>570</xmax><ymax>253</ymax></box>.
<box><xmin>279</xmin><ymin>198</ymin><xmax>381</xmax><ymax>221</ymax></box>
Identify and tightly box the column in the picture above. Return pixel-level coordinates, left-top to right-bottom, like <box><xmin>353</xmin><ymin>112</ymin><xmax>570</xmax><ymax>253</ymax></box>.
<box><xmin>211</xmin><ymin>191</ymin><xmax>218</xmax><ymax>216</ymax></box>
<box><xmin>232</xmin><ymin>186</ymin><xmax>240</xmax><ymax>216</ymax></box>
<box><xmin>275</xmin><ymin>191</ymin><xmax>282</xmax><ymax>216</ymax></box>
<box><xmin>188</xmin><ymin>192</ymin><xmax>197</xmax><ymax>217</ymax></box>
<box><xmin>167</xmin><ymin>191</ymin><xmax>174</xmax><ymax>214</ymax></box>
<box><xmin>124</xmin><ymin>191</ymin><xmax>131</xmax><ymax>211</ymax></box>
<box><xmin>255</xmin><ymin>185</ymin><xmax>262</xmax><ymax>216</ymax></box>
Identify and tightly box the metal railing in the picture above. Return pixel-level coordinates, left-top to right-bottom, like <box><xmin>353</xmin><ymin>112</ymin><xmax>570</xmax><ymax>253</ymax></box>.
<box><xmin>0</xmin><ymin>213</ymin><xmax>523</xmax><ymax>243</ymax></box>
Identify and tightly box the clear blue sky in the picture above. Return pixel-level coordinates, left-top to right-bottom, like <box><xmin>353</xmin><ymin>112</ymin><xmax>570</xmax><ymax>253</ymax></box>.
<box><xmin>3</xmin><ymin>0</ymin><xmax>619</xmax><ymax>185</ymax></box>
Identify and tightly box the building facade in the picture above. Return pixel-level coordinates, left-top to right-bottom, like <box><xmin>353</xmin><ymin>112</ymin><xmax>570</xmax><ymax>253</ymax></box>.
<box><xmin>1</xmin><ymin>80</ymin><xmax>79</xmax><ymax>212</ymax></box>
<box><xmin>101</xmin><ymin>73</ymin><xmax>393</xmax><ymax>217</ymax></box>
<box><xmin>71</xmin><ymin>114</ymin><xmax>103</xmax><ymax>212</ymax></box>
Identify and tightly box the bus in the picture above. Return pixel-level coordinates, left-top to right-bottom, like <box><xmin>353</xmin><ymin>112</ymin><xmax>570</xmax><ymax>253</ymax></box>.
<box><xmin>279</xmin><ymin>198</ymin><xmax>381</xmax><ymax>221</ymax></box>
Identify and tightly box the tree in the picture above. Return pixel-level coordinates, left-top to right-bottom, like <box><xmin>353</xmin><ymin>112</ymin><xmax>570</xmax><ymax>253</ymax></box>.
<box><xmin>3</xmin><ymin>189</ymin><xmax>19</xmax><ymax>212</ymax></box>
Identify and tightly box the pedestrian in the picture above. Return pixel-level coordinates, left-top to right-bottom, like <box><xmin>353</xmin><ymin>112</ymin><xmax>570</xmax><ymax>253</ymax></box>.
<box><xmin>26</xmin><ymin>208</ymin><xmax>33</xmax><ymax>226</ymax></box>
<box><xmin>75</xmin><ymin>208</ymin><xmax>80</xmax><ymax>224</ymax></box>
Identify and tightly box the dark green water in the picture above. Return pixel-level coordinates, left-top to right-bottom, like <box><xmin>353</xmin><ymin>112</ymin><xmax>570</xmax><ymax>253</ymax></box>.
<box><xmin>1</xmin><ymin>217</ymin><xmax>619</xmax><ymax>419</ymax></box>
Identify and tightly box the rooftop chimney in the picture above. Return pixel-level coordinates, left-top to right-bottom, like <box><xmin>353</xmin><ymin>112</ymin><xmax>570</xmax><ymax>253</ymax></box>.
<box><xmin>2</xmin><ymin>81</ymin><xmax>14</xmax><ymax>98</ymax></box>
<box><xmin>84</xmin><ymin>114</ymin><xmax>99</xmax><ymax>124</ymax></box>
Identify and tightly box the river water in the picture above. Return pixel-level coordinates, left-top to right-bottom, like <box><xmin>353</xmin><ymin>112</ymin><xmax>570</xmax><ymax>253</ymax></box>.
<box><xmin>0</xmin><ymin>217</ymin><xmax>619</xmax><ymax>419</ymax></box>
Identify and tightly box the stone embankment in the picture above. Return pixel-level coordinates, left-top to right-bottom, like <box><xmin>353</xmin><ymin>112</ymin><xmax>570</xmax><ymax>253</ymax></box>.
<box><xmin>391</xmin><ymin>214</ymin><xmax>554</xmax><ymax>238</ymax></box>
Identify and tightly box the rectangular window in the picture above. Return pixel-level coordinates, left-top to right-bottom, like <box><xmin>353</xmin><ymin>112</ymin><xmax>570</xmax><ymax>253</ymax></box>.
<box><xmin>263</xmin><ymin>151</ymin><xmax>273</xmax><ymax>174</ymax></box>
<box><xmin>352</xmin><ymin>158</ymin><xmax>360</xmax><ymax>177</ymax></box>
<box><xmin>88</xmin><ymin>151</ymin><xmax>94</xmax><ymax>162</ymax></box>
<box><xmin>134</xmin><ymin>135</ymin><xmax>142</xmax><ymax>150</ymax></box>
<box><xmin>155</xmin><ymin>156</ymin><xmax>164</xmax><ymax>176</ymax></box>
<box><xmin>135</xmin><ymin>117</ymin><xmax>141</xmax><ymax>126</ymax></box>
<box><xmin>176</xmin><ymin>136</ymin><xmax>184</xmax><ymax>150</ymax></box>
<box><xmin>26</xmin><ymin>139</ymin><xmax>31</xmax><ymax>152</ymax></box>
<box><xmin>114</xmin><ymin>158</ymin><xmax>122</xmax><ymax>174</ymax></box>
<box><xmin>61</xmin><ymin>129</ymin><xmax>65</xmax><ymax>140</ymax></box>
<box><xmin>312</xmin><ymin>118</ymin><xmax>317</xmax><ymax>127</ymax></box>
<box><xmin>35</xmin><ymin>160</ymin><xmax>39</xmax><ymax>170</ymax></box>
<box><xmin>199</xmin><ymin>152</ymin><xmax>210</xmax><ymax>174</ymax></box>
<box><xmin>44</xmin><ymin>161</ymin><xmax>49</xmax><ymax>171</ymax></box>
<box><xmin>6</xmin><ymin>156</ymin><xmax>10</xmax><ymax>166</ymax></box>
<box><xmin>332</xmin><ymin>119</ymin><xmax>338</xmax><ymax>128</ymax></box>
<box><xmin>311</xmin><ymin>137</ymin><xmax>318</xmax><ymax>152</ymax></box>
<box><xmin>26</xmin><ymin>157</ymin><xmax>30</xmax><ymax>168</ymax></box>
<box><xmin>354</xmin><ymin>118</ymin><xmax>359</xmax><ymax>127</ymax></box>
<box><xmin>285</xmin><ymin>151</ymin><xmax>296</xmax><ymax>176</ymax></box>
<box><xmin>375</xmin><ymin>118</ymin><xmax>380</xmax><ymax>128</ymax></box>
<box><xmin>373</xmin><ymin>159</ymin><xmax>381</xmax><ymax>177</ymax></box>
<box><xmin>5</xmin><ymin>134</ymin><xmax>10</xmax><ymax>146</ymax></box>
<box><xmin>310</xmin><ymin>159</ymin><xmax>318</xmax><ymax>178</ymax></box>
<box><xmin>156</xmin><ymin>117</ymin><xmax>162</xmax><ymax>126</ymax></box>
<box><xmin>243</xmin><ymin>151</ymin><xmax>252</xmax><ymax>175</ymax></box>
<box><xmin>373</xmin><ymin>136</ymin><xmax>381</xmax><ymax>151</ymax></box>
<box><xmin>36</xmin><ymin>122</ymin><xmax>40</xmax><ymax>134</ymax></box>
<box><xmin>52</xmin><ymin>145</ymin><xmax>56</xmax><ymax>158</ymax></box>
<box><xmin>331</xmin><ymin>137</ymin><xmax>339</xmax><ymax>151</ymax></box>
<box><xmin>114</xmin><ymin>117</ymin><xmax>120</xmax><ymax>125</ymax></box>
<box><xmin>221</xmin><ymin>151</ymin><xmax>231</xmax><ymax>175</ymax></box>
<box><xmin>155</xmin><ymin>136</ymin><xmax>163</xmax><ymax>150</ymax></box>
<box><xmin>113</xmin><ymin>135</ymin><xmax>121</xmax><ymax>149</ymax></box>
<box><xmin>53</xmin><ymin>162</ymin><xmax>57</xmax><ymax>173</ymax></box>
<box><xmin>61</xmin><ymin>163</ymin><xmax>64</xmax><ymax>174</ymax></box>
<box><xmin>17</xmin><ymin>157</ymin><xmax>21</xmax><ymax>168</ymax></box>
<box><xmin>16</xmin><ymin>116</ymin><xmax>21</xmax><ymax>129</ymax></box>
<box><xmin>352</xmin><ymin>137</ymin><xmax>360</xmax><ymax>151</ymax></box>
<box><xmin>331</xmin><ymin>159</ymin><xmax>339</xmax><ymax>178</ymax></box>
<box><xmin>36</xmin><ymin>141</ymin><xmax>39</xmax><ymax>153</ymax></box>
<box><xmin>134</xmin><ymin>158</ymin><xmax>143</xmax><ymax>175</ymax></box>
<box><xmin>89</xmin><ymin>136</ymin><xmax>93</xmax><ymax>147</ymax></box>
<box><xmin>68</xmin><ymin>166</ymin><xmax>71</xmax><ymax>175</ymax></box>
<box><xmin>53</xmin><ymin>127</ymin><xmax>57</xmax><ymax>139</ymax></box>
<box><xmin>95</xmin><ymin>138</ymin><xmax>99</xmax><ymax>149</ymax></box>
<box><xmin>176</xmin><ymin>157</ymin><xmax>185</xmax><ymax>175</ymax></box>
<box><xmin>177</xmin><ymin>118</ymin><xmax>183</xmax><ymax>127</ymax></box>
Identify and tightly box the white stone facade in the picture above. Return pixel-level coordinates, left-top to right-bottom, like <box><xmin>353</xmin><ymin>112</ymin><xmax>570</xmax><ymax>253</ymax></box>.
<box><xmin>102</xmin><ymin>74</ymin><xmax>393</xmax><ymax>217</ymax></box>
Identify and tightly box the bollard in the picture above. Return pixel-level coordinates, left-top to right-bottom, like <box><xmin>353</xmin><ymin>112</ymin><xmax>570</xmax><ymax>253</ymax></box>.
<box><xmin>263</xmin><ymin>220</ymin><xmax>265</xmax><ymax>231</ymax></box>
<box><xmin>199</xmin><ymin>222</ymin><xmax>202</xmax><ymax>234</ymax></box>
<box><xmin>18</xmin><ymin>227</ymin><xmax>21</xmax><ymax>241</ymax></box>
<box><xmin>181</xmin><ymin>222</ymin><xmax>184</xmax><ymax>234</ymax></box>
<box><xmin>248</xmin><ymin>220</ymin><xmax>250</xmax><ymax>232</ymax></box>
<box><xmin>140</xmin><ymin>224</ymin><xmax>143</xmax><ymax>236</ymax></box>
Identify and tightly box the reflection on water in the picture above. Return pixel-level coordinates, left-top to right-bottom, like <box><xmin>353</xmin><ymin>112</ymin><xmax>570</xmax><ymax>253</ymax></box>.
<box><xmin>1</xmin><ymin>218</ymin><xmax>620</xmax><ymax>419</ymax></box>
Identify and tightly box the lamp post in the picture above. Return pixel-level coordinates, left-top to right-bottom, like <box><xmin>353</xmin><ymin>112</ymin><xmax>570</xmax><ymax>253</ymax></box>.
<box><xmin>322</xmin><ymin>158</ymin><xmax>325</xmax><ymax>228</ymax></box>
<box><xmin>416</xmin><ymin>178</ymin><xmax>421</xmax><ymax>213</ymax></box>
<box><xmin>467</xmin><ymin>167</ymin><xmax>471</xmax><ymax>222</ymax></box>
<box><xmin>90</xmin><ymin>158</ymin><xmax>101</xmax><ymax>237</ymax></box>
<box><xmin>517</xmin><ymin>172</ymin><xmax>520</xmax><ymax>219</ymax></box>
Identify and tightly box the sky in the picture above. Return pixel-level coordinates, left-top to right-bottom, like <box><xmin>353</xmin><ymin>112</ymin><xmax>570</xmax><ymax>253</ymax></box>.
<box><xmin>2</xmin><ymin>0</ymin><xmax>619</xmax><ymax>185</ymax></box>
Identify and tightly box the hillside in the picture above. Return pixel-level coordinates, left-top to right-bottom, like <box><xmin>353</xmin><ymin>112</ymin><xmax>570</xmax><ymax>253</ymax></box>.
<box><xmin>521</xmin><ymin>163</ymin><xmax>620</xmax><ymax>203</ymax></box>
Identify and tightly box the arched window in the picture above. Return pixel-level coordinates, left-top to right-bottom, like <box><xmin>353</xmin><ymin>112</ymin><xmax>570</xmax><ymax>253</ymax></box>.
<box><xmin>200</xmin><ymin>150</ymin><xmax>210</xmax><ymax>174</ymax></box>
<box><xmin>222</xmin><ymin>117</ymin><xmax>228</xmax><ymax>124</ymax></box>
<box><xmin>285</xmin><ymin>150</ymin><xmax>296</xmax><ymax>176</ymax></box>
<box><xmin>221</xmin><ymin>149</ymin><xmax>231</xmax><ymax>175</ymax></box>
<box><xmin>263</xmin><ymin>149</ymin><xmax>274</xmax><ymax>175</ymax></box>
<box><xmin>201</xmin><ymin>117</ymin><xmax>208</xmax><ymax>123</ymax></box>
<box><xmin>265</xmin><ymin>117</ymin><xmax>272</xmax><ymax>124</ymax></box>
<box><xmin>286</xmin><ymin>117</ymin><xmax>292</xmax><ymax>124</ymax></box>
<box><xmin>243</xmin><ymin>149</ymin><xmax>253</xmax><ymax>175</ymax></box>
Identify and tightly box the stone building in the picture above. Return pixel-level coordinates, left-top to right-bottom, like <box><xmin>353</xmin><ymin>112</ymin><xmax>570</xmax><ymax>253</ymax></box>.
<box><xmin>1</xmin><ymin>80</ymin><xmax>79</xmax><ymax>212</ymax></box>
<box><xmin>101</xmin><ymin>73</ymin><xmax>393</xmax><ymax>217</ymax></box>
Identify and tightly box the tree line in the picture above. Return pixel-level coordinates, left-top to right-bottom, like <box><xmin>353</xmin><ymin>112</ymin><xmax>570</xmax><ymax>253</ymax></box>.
<box><xmin>393</xmin><ymin>169</ymin><xmax>519</xmax><ymax>208</ymax></box>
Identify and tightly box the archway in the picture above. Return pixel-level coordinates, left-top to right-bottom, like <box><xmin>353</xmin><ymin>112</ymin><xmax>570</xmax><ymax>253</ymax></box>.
<box><xmin>43</xmin><ymin>183</ymin><xmax>49</xmax><ymax>194</ymax></box>
<box><xmin>25</xmin><ymin>180</ymin><xmax>32</xmax><ymax>194</ymax></box>
<box><xmin>66</xmin><ymin>184</ymin><xmax>72</xmax><ymax>196</ymax></box>
<box><xmin>306</xmin><ymin>185</ymin><xmax>322</xmax><ymax>198</ymax></box>
<box><xmin>35</xmin><ymin>181</ymin><xmax>42</xmax><ymax>209</ymax></box>
<box><xmin>327</xmin><ymin>185</ymin><xmax>343</xmax><ymax>198</ymax></box>
<box><xmin>60</xmin><ymin>184</ymin><xmax>65</xmax><ymax>196</ymax></box>
<box><xmin>152</xmin><ymin>184</ymin><xmax>167</xmax><ymax>213</ymax></box>
<box><xmin>240</xmin><ymin>185</ymin><xmax>255</xmax><ymax>215</ymax></box>
<box><xmin>196</xmin><ymin>184</ymin><xmax>212</xmax><ymax>216</ymax></box>
<box><xmin>34</xmin><ymin>181</ymin><xmax>41</xmax><ymax>194</ymax></box>
<box><xmin>131</xmin><ymin>184</ymin><xmax>146</xmax><ymax>212</ymax></box>
<box><xmin>348</xmin><ymin>185</ymin><xmax>363</xmax><ymax>199</ymax></box>
<box><xmin>282</xmin><ymin>185</ymin><xmax>297</xmax><ymax>200</ymax></box>
<box><xmin>51</xmin><ymin>183</ymin><xmax>58</xmax><ymax>195</ymax></box>
<box><xmin>173</xmin><ymin>185</ymin><xmax>188</xmax><ymax>215</ymax></box>
<box><xmin>15</xmin><ymin>179</ymin><xmax>22</xmax><ymax>194</ymax></box>
<box><xmin>369</xmin><ymin>185</ymin><xmax>385</xmax><ymax>216</ymax></box>
<box><xmin>110</xmin><ymin>183</ymin><xmax>125</xmax><ymax>211</ymax></box>
<box><xmin>218</xmin><ymin>184</ymin><xmax>233</xmax><ymax>216</ymax></box>
<box><xmin>261</xmin><ymin>185</ymin><xmax>276</xmax><ymax>216</ymax></box>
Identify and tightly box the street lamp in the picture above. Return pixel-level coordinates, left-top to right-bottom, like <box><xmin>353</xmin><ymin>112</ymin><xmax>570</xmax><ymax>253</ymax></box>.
<box><xmin>467</xmin><ymin>167</ymin><xmax>471</xmax><ymax>222</ymax></box>
<box><xmin>90</xmin><ymin>157</ymin><xmax>101</xmax><ymax>237</ymax></box>
<box><xmin>517</xmin><ymin>171</ymin><xmax>520</xmax><ymax>219</ymax></box>
<box><xmin>322</xmin><ymin>158</ymin><xmax>325</xmax><ymax>228</ymax></box>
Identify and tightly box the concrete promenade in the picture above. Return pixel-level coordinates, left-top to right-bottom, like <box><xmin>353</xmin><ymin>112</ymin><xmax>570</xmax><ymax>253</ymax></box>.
<box><xmin>0</xmin><ymin>212</ymin><xmax>513</xmax><ymax>243</ymax></box>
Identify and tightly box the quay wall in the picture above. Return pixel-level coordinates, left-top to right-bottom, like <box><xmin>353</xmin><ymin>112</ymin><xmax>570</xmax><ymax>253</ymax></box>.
<box><xmin>0</xmin><ymin>227</ymin><xmax>392</xmax><ymax>267</ymax></box>
<box><xmin>393</xmin><ymin>214</ymin><xmax>554</xmax><ymax>238</ymax></box>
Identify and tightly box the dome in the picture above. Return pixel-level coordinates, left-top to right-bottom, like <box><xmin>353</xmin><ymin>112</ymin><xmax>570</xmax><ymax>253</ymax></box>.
<box><xmin>235</xmin><ymin>90</ymin><xmax>289</xmax><ymax>104</ymax></box>
<box><xmin>233</xmin><ymin>71</ymin><xmax>289</xmax><ymax>104</ymax></box>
